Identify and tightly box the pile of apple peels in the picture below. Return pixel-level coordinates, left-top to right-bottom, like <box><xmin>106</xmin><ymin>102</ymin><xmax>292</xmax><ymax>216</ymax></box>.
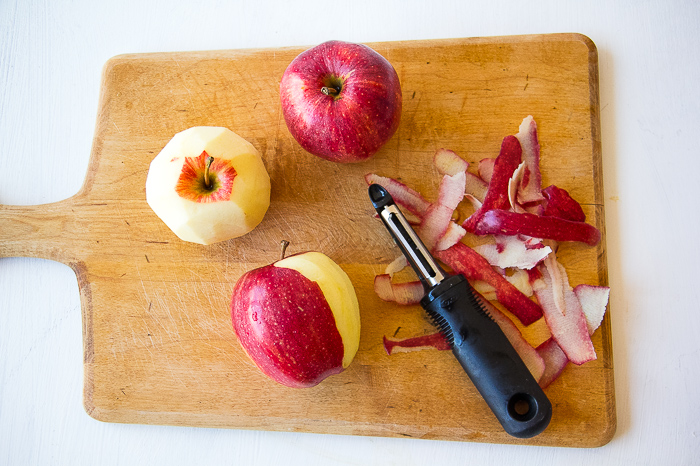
<box><xmin>367</xmin><ymin>116</ymin><xmax>609</xmax><ymax>388</ymax></box>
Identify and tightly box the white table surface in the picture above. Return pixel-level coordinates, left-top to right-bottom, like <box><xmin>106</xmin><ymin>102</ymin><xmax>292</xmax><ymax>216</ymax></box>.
<box><xmin>1</xmin><ymin>1</ymin><xmax>698</xmax><ymax>464</ymax></box>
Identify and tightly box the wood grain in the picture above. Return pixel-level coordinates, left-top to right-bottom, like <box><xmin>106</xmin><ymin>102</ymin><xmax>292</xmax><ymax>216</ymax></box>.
<box><xmin>0</xmin><ymin>34</ymin><xmax>614</xmax><ymax>447</ymax></box>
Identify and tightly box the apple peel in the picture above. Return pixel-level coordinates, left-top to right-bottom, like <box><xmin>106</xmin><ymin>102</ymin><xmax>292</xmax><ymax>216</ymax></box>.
<box><xmin>515</xmin><ymin>115</ymin><xmax>545</xmax><ymax>205</ymax></box>
<box><xmin>419</xmin><ymin>171</ymin><xmax>467</xmax><ymax>251</ymax></box>
<box><xmin>463</xmin><ymin>135</ymin><xmax>523</xmax><ymax>232</ymax></box>
<box><xmin>433</xmin><ymin>148</ymin><xmax>487</xmax><ymax>204</ymax></box>
<box><xmin>464</xmin><ymin>193</ymin><xmax>483</xmax><ymax>211</ymax></box>
<box><xmin>507</xmin><ymin>162</ymin><xmax>528</xmax><ymax>214</ymax></box>
<box><xmin>433</xmin><ymin>148</ymin><xmax>469</xmax><ymax>176</ymax></box>
<box><xmin>385</xmin><ymin>254</ymin><xmax>409</xmax><ymax>277</ymax></box>
<box><xmin>540</xmin><ymin>185</ymin><xmax>586</xmax><ymax>222</ymax></box>
<box><xmin>537</xmin><ymin>284</ymin><xmax>609</xmax><ymax>387</ymax></box>
<box><xmin>504</xmin><ymin>269</ymin><xmax>534</xmax><ymax>297</ymax></box>
<box><xmin>365</xmin><ymin>173</ymin><xmax>431</xmax><ymax>218</ymax></box>
<box><xmin>434</xmin><ymin>221</ymin><xmax>466</xmax><ymax>251</ymax></box>
<box><xmin>575</xmin><ymin>284</ymin><xmax>610</xmax><ymax>334</ymax></box>
<box><xmin>464</xmin><ymin>173</ymin><xmax>489</xmax><ymax>204</ymax></box>
<box><xmin>383</xmin><ymin>333</ymin><xmax>452</xmax><ymax>354</ymax></box>
<box><xmin>472</xmin><ymin>269</ymin><xmax>534</xmax><ymax>301</ymax></box>
<box><xmin>478</xmin><ymin>158</ymin><xmax>495</xmax><ymax>184</ymax></box>
<box><xmin>474</xmin><ymin>209</ymin><xmax>601</xmax><ymax>246</ymax></box>
<box><xmin>536</xmin><ymin>338</ymin><xmax>570</xmax><ymax>388</ymax></box>
<box><xmin>374</xmin><ymin>274</ymin><xmax>423</xmax><ymax>305</ymax></box>
<box><xmin>474</xmin><ymin>235</ymin><xmax>552</xmax><ymax>270</ymax></box>
<box><xmin>532</xmin><ymin>257</ymin><xmax>596</xmax><ymax>365</ymax></box>
<box><xmin>435</xmin><ymin>242</ymin><xmax>543</xmax><ymax>326</ymax></box>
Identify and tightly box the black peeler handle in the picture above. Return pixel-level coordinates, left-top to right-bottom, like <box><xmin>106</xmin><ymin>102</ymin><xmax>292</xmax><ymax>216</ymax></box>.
<box><xmin>421</xmin><ymin>275</ymin><xmax>552</xmax><ymax>438</ymax></box>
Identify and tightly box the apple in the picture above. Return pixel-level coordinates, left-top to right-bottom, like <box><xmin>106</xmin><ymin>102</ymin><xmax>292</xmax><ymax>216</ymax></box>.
<box><xmin>145</xmin><ymin>126</ymin><xmax>271</xmax><ymax>245</ymax></box>
<box><xmin>231</xmin><ymin>245</ymin><xmax>361</xmax><ymax>388</ymax></box>
<box><xmin>280</xmin><ymin>40</ymin><xmax>402</xmax><ymax>163</ymax></box>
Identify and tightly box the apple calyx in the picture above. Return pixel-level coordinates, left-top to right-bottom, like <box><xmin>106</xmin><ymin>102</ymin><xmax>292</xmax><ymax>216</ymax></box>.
<box><xmin>175</xmin><ymin>150</ymin><xmax>237</xmax><ymax>203</ymax></box>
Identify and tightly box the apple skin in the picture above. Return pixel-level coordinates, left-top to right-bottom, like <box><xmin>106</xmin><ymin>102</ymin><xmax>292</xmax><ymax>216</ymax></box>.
<box><xmin>280</xmin><ymin>40</ymin><xmax>402</xmax><ymax>163</ymax></box>
<box><xmin>145</xmin><ymin>127</ymin><xmax>271</xmax><ymax>245</ymax></box>
<box><xmin>231</xmin><ymin>251</ymin><xmax>361</xmax><ymax>388</ymax></box>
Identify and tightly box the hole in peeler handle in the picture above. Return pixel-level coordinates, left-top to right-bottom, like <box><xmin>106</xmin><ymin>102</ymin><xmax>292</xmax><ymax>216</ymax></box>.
<box><xmin>507</xmin><ymin>393</ymin><xmax>538</xmax><ymax>422</ymax></box>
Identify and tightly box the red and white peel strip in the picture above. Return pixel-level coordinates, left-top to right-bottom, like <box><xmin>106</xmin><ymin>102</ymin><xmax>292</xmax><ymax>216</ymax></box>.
<box><xmin>364</xmin><ymin>173</ymin><xmax>431</xmax><ymax>218</ymax></box>
<box><xmin>383</xmin><ymin>333</ymin><xmax>452</xmax><ymax>354</ymax></box>
<box><xmin>515</xmin><ymin>115</ymin><xmax>545</xmax><ymax>205</ymax></box>
<box><xmin>478</xmin><ymin>158</ymin><xmax>495</xmax><ymax>184</ymax></box>
<box><xmin>508</xmin><ymin>162</ymin><xmax>528</xmax><ymax>214</ymax></box>
<box><xmin>419</xmin><ymin>171</ymin><xmax>467</xmax><ymax>250</ymax></box>
<box><xmin>464</xmin><ymin>193</ymin><xmax>483</xmax><ymax>211</ymax></box>
<box><xmin>465</xmin><ymin>172</ymin><xmax>488</xmax><ymax>203</ymax></box>
<box><xmin>537</xmin><ymin>284</ymin><xmax>609</xmax><ymax>387</ymax></box>
<box><xmin>435</xmin><ymin>242</ymin><xmax>543</xmax><ymax>326</ymax></box>
<box><xmin>539</xmin><ymin>185</ymin><xmax>586</xmax><ymax>222</ymax></box>
<box><xmin>535</xmin><ymin>338</ymin><xmax>569</xmax><ymax>388</ymax></box>
<box><xmin>532</xmin><ymin>256</ymin><xmax>596</xmax><ymax>365</ymax></box>
<box><xmin>574</xmin><ymin>284</ymin><xmax>610</xmax><ymax>334</ymax></box>
<box><xmin>474</xmin><ymin>209</ymin><xmax>601</xmax><ymax>246</ymax></box>
<box><xmin>434</xmin><ymin>221</ymin><xmax>466</xmax><ymax>251</ymax></box>
<box><xmin>433</xmin><ymin>148</ymin><xmax>469</xmax><ymax>176</ymax></box>
<box><xmin>374</xmin><ymin>274</ymin><xmax>424</xmax><ymax>305</ymax></box>
<box><xmin>543</xmin><ymin>253</ymin><xmax>566</xmax><ymax>315</ymax></box>
<box><xmin>474</xmin><ymin>235</ymin><xmax>551</xmax><ymax>270</ymax></box>
<box><xmin>384</xmin><ymin>254</ymin><xmax>408</xmax><ymax>277</ymax></box>
<box><xmin>463</xmin><ymin>135</ymin><xmax>523</xmax><ymax>232</ymax></box>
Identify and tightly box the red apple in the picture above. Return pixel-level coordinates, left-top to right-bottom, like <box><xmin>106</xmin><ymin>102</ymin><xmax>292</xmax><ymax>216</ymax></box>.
<box><xmin>231</xmin><ymin>247</ymin><xmax>361</xmax><ymax>388</ymax></box>
<box><xmin>280</xmin><ymin>40</ymin><xmax>402</xmax><ymax>163</ymax></box>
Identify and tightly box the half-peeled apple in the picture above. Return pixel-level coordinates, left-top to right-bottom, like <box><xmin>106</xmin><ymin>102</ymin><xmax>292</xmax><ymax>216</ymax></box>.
<box><xmin>231</xmin><ymin>250</ymin><xmax>361</xmax><ymax>388</ymax></box>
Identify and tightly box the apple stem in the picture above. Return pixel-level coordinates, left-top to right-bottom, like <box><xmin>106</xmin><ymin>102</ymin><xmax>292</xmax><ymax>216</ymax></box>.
<box><xmin>204</xmin><ymin>156</ymin><xmax>214</xmax><ymax>189</ymax></box>
<box><xmin>321</xmin><ymin>86</ymin><xmax>339</xmax><ymax>96</ymax></box>
<box><xmin>280</xmin><ymin>240</ymin><xmax>290</xmax><ymax>260</ymax></box>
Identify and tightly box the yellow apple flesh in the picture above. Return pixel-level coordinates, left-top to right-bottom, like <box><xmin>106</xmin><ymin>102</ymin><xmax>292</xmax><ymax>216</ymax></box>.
<box><xmin>231</xmin><ymin>251</ymin><xmax>361</xmax><ymax>388</ymax></box>
<box><xmin>145</xmin><ymin>126</ymin><xmax>271</xmax><ymax>245</ymax></box>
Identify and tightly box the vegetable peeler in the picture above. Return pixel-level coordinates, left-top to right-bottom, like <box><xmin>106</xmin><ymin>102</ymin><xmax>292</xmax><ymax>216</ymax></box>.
<box><xmin>368</xmin><ymin>183</ymin><xmax>552</xmax><ymax>438</ymax></box>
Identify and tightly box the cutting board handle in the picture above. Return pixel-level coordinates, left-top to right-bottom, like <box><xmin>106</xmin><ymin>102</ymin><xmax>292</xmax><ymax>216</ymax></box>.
<box><xmin>0</xmin><ymin>197</ymin><xmax>79</xmax><ymax>263</ymax></box>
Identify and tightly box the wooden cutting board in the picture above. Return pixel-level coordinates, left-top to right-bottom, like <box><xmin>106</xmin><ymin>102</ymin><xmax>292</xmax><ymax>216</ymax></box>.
<box><xmin>0</xmin><ymin>34</ymin><xmax>614</xmax><ymax>447</ymax></box>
